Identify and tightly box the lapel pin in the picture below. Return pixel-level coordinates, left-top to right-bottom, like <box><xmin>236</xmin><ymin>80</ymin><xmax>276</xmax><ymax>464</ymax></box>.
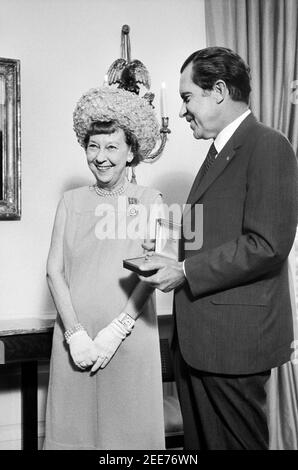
<box><xmin>226</xmin><ymin>156</ymin><xmax>230</xmax><ymax>161</ymax></box>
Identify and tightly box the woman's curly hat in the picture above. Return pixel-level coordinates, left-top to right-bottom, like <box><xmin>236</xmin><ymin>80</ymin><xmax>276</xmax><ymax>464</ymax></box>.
<box><xmin>73</xmin><ymin>87</ymin><xmax>160</xmax><ymax>160</ymax></box>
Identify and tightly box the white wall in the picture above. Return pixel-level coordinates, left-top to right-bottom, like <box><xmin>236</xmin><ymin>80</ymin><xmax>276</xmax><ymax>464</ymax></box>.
<box><xmin>0</xmin><ymin>0</ymin><xmax>206</xmax><ymax>448</ymax></box>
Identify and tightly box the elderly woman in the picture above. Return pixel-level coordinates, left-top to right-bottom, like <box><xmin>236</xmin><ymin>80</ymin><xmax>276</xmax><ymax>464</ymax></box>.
<box><xmin>44</xmin><ymin>87</ymin><xmax>165</xmax><ymax>450</ymax></box>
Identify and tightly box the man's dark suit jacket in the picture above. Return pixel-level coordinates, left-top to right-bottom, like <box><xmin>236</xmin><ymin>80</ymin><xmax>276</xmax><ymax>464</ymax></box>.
<box><xmin>174</xmin><ymin>113</ymin><xmax>298</xmax><ymax>375</ymax></box>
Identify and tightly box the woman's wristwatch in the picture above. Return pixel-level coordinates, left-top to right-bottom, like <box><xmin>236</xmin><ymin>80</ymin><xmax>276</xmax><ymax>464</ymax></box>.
<box><xmin>117</xmin><ymin>312</ymin><xmax>135</xmax><ymax>333</ymax></box>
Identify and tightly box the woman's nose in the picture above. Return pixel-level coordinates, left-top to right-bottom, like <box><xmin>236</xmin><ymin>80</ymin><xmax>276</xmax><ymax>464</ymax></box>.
<box><xmin>179</xmin><ymin>102</ymin><xmax>187</xmax><ymax>118</ymax></box>
<box><xmin>94</xmin><ymin>151</ymin><xmax>107</xmax><ymax>163</ymax></box>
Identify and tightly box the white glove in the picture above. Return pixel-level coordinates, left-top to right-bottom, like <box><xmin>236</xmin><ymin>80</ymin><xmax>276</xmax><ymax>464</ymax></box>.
<box><xmin>68</xmin><ymin>330</ymin><xmax>99</xmax><ymax>369</ymax></box>
<box><xmin>91</xmin><ymin>313</ymin><xmax>135</xmax><ymax>372</ymax></box>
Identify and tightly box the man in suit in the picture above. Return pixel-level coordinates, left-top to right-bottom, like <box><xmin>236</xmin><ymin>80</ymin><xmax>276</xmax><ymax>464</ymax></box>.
<box><xmin>139</xmin><ymin>47</ymin><xmax>298</xmax><ymax>449</ymax></box>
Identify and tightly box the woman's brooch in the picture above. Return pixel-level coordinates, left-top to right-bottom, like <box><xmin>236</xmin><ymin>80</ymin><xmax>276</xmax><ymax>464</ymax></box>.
<box><xmin>128</xmin><ymin>197</ymin><xmax>139</xmax><ymax>216</ymax></box>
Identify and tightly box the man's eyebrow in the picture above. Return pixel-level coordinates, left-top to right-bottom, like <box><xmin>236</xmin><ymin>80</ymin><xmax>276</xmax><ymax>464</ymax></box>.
<box><xmin>180</xmin><ymin>92</ymin><xmax>189</xmax><ymax>99</ymax></box>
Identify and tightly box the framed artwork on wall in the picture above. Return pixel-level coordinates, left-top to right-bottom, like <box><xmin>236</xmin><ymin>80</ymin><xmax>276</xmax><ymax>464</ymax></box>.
<box><xmin>0</xmin><ymin>57</ymin><xmax>21</xmax><ymax>220</ymax></box>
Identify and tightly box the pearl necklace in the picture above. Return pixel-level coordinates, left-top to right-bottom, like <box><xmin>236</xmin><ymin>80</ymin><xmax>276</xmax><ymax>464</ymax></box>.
<box><xmin>91</xmin><ymin>180</ymin><xmax>128</xmax><ymax>197</ymax></box>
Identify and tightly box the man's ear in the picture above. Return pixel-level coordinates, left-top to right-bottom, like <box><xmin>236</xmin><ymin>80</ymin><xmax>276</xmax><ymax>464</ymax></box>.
<box><xmin>213</xmin><ymin>80</ymin><xmax>228</xmax><ymax>104</ymax></box>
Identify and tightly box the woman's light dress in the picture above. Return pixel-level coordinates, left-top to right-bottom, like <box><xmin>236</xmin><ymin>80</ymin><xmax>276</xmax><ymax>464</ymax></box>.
<box><xmin>44</xmin><ymin>183</ymin><xmax>165</xmax><ymax>450</ymax></box>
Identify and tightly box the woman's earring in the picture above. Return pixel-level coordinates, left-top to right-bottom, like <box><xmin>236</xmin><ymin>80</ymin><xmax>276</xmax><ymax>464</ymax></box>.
<box><xmin>126</xmin><ymin>152</ymin><xmax>136</xmax><ymax>183</ymax></box>
<box><xmin>126</xmin><ymin>166</ymin><xmax>137</xmax><ymax>184</ymax></box>
<box><xmin>130</xmin><ymin>167</ymin><xmax>137</xmax><ymax>184</ymax></box>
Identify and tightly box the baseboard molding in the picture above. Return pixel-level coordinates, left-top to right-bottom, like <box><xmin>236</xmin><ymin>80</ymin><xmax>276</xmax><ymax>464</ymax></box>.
<box><xmin>0</xmin><ymin>421</ymin><xmax>45</xmax><ymax>450</ymax></box>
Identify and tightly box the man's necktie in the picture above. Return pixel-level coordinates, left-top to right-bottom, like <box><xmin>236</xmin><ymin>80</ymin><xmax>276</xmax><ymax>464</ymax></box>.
<box><xmin>199</xmin><ymin>142</ymin><xmax>218</xmax><ymax>182</ymax></box>
<box><xmin>186</xmin><ymin>141</ymin><xmax>218</xmax><ymax>205</ymax></box>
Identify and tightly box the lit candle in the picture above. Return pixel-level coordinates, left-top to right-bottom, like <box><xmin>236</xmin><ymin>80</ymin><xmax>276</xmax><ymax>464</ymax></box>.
<box><xmin>160</xmin><ymin>82</ymin><xmax>168</xmax><ymax>117</ymax></box>
<box><xmin>103</xmin><ymin>74</ymin><xmax>109</xmax><ymax>86</ymax></box>
<box><xmin>0</xmin><ymin>77</ymin><xmax>5</xmax><ymax>105</ymax></box>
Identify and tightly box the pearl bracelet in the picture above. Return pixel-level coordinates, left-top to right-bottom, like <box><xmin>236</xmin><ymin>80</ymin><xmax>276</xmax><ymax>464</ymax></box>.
<box><xmin>64</xmin><ymin>323</ymin><xmax>85</xmax><ymax>343</ymax></box>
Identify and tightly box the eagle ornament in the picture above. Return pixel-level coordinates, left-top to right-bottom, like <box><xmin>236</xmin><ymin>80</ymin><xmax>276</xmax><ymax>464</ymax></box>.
<box><xmin>107</xmin><ymin>25</ymin><xmax>154</xmax><ymax>104</ymax></box>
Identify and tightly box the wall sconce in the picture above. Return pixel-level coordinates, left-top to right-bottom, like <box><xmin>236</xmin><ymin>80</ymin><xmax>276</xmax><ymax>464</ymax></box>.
<box><xmin>106</xmin><ymin>25</ymin><xmax>170</xmax><ymax>165</ymax></box>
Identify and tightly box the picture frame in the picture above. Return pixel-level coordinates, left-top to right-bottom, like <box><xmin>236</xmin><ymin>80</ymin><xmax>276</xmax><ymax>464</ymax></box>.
<box><xmin>0</xmin><ymin>57</ymin><xmax>21</xmax><ymax>220</ymax></box>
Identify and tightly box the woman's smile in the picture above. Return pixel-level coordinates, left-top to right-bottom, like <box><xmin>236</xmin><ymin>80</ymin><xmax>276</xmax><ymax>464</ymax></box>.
<box><xmin>86</xmin><ymin>129</ymin><xmax>132</xmax><ymax>189</ymax></box>
<box><xmin>93</xmin><ymin>162</ymin><xmax>113</xmax><ymax>171</ymax></box>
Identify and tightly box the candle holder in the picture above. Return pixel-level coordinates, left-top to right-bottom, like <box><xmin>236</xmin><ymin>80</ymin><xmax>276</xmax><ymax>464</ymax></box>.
<box><xmin>143</xmin><ymin>117</ymin><xmax>171</xmax><ymax>163</ymax></box>
<box><xmin>106</xmin><ymin>25</ymin><xmax>171</xmax><ymax>166</ymax></box>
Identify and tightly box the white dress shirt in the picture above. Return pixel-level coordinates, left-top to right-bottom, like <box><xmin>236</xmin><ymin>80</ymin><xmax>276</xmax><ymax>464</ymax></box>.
<box><xmin>214</xmin><ymin>109</ymin><xmax>251</xmax><ymax>154</ymax></box>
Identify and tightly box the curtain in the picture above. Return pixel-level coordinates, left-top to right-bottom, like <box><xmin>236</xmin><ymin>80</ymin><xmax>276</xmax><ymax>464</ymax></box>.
<box><xmin>205</xmin><ymin>0</ymin><xmax>298</xmax><ymax>155</ymax></box>
<box><xmin>205</xmin><ymin>0</ymin><xmax>298</xmax><ymax>449</ymax></box>
<box><xmin>266</xmin><ymin>238</ymin><xmax>298</xmax><ymax>449</ymax></box>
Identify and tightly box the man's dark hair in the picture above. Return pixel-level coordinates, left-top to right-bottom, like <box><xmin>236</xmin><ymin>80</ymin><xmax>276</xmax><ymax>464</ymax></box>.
<box><xmin>181</xmin><ymin>47</ymin><xmax>251</xmax><ymax>104</ymax></box>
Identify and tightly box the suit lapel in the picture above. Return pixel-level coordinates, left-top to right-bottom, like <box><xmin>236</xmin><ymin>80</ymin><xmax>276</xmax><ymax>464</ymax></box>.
<box><xmin>185</xmin><ymin>162</ymin><xmax>206</xmax><ymax>205</ymax></box>
<box><xmin>186</xmin><ymin>113</ymin><xmax>257</xmax><ymax>208</ymax></box>
<box><xmin>187</xmin><ymin>143</ymin><xmax>236</xmax><ymax>206</ymax></box>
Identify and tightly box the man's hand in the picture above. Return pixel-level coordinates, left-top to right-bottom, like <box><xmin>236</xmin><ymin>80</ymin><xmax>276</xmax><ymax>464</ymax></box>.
<box><xmin>138</xmin><ymin>254</ymin><xmax>185</xmax><ymax>292</ymax></box>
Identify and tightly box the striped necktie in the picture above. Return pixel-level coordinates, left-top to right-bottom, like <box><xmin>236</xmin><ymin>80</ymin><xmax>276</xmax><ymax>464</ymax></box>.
<box><xmin>199</xmin><ymin>142</ymin><xmax>218</xmax><ymax>181</ymax></box>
